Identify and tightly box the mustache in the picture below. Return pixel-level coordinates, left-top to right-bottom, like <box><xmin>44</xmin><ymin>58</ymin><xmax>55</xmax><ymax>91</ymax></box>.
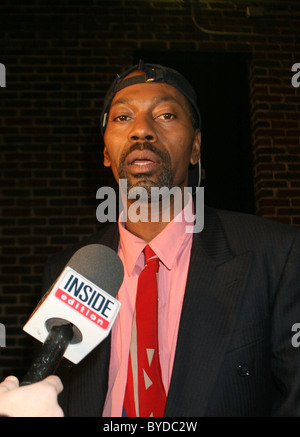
<box><xmin>119</xmin><ymin>141</ymin><xmax>171</xmax><ymax>166</ymax></box>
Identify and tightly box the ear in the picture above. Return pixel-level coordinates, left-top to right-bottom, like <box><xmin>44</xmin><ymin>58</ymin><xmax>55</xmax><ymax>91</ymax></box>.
<box><xmin>103</xmin><ymin>146</ymin><xmax>111</xmax><ymax>167</ymax></box>
<box><xmin>190</xmin><ymin>129</ymin><xmax>201</xmax><ymax>165</ymax></box>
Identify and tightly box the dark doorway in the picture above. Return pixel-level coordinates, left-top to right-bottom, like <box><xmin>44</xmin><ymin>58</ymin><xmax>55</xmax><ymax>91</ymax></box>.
<box><xmin>133</xmin><ymin>51</ymin><xmax>255</xmax><ymax>214</ymax></box>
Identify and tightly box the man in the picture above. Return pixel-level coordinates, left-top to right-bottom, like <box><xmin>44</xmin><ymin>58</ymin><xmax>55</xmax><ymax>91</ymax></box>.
<box><xmin>43</xmin><ymin>61</ymin><xmax>300</xmax><ymax>416</ymax></box>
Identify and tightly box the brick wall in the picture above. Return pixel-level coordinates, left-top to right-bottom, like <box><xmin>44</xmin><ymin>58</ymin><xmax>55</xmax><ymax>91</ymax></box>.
<box><xmin>0</xmin><ymin>0</ymin><xmax>299</xmax><ymax>379</ymax></box>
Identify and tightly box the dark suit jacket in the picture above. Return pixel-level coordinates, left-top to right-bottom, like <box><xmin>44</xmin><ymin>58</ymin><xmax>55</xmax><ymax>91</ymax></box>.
<box><xmin>42</xmin><ymin>206</ymin><xmax>300</xmax><ymax>417</ymax></box>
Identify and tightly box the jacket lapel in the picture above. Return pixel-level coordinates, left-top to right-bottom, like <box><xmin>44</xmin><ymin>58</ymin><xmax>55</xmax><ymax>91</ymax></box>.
<box><xmin>165</xmin><ymin>208</ymin><xmax>253</xmax><ymax>416</ymax></box>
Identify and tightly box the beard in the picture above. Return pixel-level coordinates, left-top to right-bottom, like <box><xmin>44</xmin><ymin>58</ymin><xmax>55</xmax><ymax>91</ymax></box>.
<box><xmin>118</xmin><ymin>141</ymin><xmax>173</xmax><ymax>200</ymax></box>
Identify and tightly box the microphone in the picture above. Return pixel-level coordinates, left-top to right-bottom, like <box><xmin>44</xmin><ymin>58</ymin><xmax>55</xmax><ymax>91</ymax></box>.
<box><xmin>21</xmin><ymin>244</ymin><xmax>124</xmax><ymax>385</ymax></box>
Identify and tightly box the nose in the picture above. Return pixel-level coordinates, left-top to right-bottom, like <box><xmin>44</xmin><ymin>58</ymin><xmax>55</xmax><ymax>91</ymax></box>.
<box><xmin>128</xmin><ymin>114</ymin><xmax>157</xmax><ymax>143</ymax></box>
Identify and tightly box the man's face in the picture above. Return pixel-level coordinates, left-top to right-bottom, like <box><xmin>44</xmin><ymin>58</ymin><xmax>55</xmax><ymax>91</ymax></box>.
<box><xmin>103</xmin><ymin>74</ymin><xmax>201</xmax><ymax>197</ymax></box>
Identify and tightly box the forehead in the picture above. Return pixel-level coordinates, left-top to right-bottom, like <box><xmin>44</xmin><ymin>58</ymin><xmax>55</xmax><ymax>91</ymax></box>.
<box><xmin>109</xmin><ymin>78</ymin><xmax>191</xmax><ymax>111</ymax></box>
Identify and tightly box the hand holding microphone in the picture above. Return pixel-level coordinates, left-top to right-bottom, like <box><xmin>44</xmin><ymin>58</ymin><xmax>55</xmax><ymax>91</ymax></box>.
<box><xmin>21</xmin><ymin>244</ymin><xmax>124</xmax><ymax>386</ymax></box>
<box><xmin>0</xmin><ymin>375</ymin><xmax>64</xmax><ymax>417</ymax></box>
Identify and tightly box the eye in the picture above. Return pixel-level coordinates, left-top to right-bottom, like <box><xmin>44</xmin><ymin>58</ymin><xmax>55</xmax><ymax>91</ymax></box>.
<box><xmin>113</xmin><ymin>114</ymin><xmax>131</xmax><ymax>122</ymax></box>
<box><xmin>156</xmin><ymin>113</ymin><xmax>176</xmax><ymax>121</ymax></box>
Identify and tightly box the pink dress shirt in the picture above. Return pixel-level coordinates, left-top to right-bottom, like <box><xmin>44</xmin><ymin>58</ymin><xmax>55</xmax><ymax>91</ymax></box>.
<box><xmin>102</xmin><ymin>195</ymin><xmax>194</xmax><ymax>416</ymax></box>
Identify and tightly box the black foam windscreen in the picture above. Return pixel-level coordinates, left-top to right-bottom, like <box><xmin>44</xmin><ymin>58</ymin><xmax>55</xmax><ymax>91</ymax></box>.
<box><xmin>67</xmin><ymin>244</ymin><xmax>124</xmax><ymax>297</ymax></box>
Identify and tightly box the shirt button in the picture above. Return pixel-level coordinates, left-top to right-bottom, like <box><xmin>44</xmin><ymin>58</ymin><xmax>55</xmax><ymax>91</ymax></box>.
<box><xmin>237</xmin><ymin>363</ymin><xmax>251</xmax><ymax>377</ymax></box>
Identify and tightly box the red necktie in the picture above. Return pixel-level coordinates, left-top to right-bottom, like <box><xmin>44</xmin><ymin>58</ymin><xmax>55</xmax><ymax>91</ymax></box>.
<box><xmin>124</xmin><ymin>245</ymin><xmax>166</xmax><ymax>417</ymax></box>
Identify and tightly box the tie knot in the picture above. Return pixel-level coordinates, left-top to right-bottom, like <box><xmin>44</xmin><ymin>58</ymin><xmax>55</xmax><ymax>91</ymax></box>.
<box><xmin>144</xmin><ymin>245</ymin><xmax>159</xmax><ymax>267</ymax></box>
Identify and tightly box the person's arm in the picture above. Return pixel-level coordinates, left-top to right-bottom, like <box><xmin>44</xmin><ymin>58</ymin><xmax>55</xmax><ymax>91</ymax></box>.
<box><xmin>0</xmin><ymin>375</ymin><xmax>64</xmax><ymax>417</ymax></box>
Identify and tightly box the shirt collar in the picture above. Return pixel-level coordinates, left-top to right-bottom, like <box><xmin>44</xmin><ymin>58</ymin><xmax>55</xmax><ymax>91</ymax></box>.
<box><xmin>118</xmin><ymin>193</ymin><xmax>194</xmax><ymax>276</ymax></box>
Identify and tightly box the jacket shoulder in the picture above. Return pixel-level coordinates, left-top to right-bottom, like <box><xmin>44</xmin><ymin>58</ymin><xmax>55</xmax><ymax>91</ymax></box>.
<box><xmin>210</xmin><ymin>206</ymin><xmax>300</xmax><ymax>254</ymax></box>
<box><xmin>42</xmin><ymin>222</ymin><xmax>119</xmax><ymax>292</ymax></box>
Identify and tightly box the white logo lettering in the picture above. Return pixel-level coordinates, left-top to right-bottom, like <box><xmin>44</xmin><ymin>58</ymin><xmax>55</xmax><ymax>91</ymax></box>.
<box><xmin>95</xmin><ymin>179</ymin><xmax>204</xmax><ymax>233</ymax></box>
<box><xmin>291</xmin><ymin>63</ymin><xmax>300</xmax><ymax>88</ymax></box>
<box><xmin>0</xmin><ymin>63</ymin><xmax>6</xmax><ymax>88</ymax></box>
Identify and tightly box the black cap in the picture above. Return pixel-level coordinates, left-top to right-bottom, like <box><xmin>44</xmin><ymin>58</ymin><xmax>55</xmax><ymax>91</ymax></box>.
<box><xmin>100</xmin><ymin>59</ymin><xmax>201</xmax><ymax>136</ymax></box>
<box><xmin>100</xmin><ymin>60</ymin><xmax>202</xmax><ymax>189</ymax></box>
